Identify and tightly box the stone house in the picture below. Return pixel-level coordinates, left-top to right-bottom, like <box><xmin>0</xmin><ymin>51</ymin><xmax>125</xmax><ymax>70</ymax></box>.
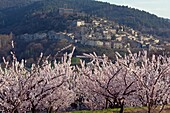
<box><xmin>103</xmin><ymin>41</ymin><xmax>111</xmax><ymax>48</ymax></box>
<box><xmin>112</xmin><ymin>41</ymin><xmax>123</xmax><ymax>49</ymax></box>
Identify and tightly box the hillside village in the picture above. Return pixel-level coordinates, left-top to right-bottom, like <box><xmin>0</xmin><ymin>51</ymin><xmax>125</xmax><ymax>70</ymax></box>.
<box><xmin>74</xmin><ymin>17</ymin><xmax>161</xmax><ymax>50</ymax></box>
<box><xmin>0</xmin><ymin>8</ymin><xmax>170</xmax><ymax>56</ymax></box>
<box><xmin>15</xmin><ymin>15</ymin><xmax>168</xmax><ymax>52</ymax></box>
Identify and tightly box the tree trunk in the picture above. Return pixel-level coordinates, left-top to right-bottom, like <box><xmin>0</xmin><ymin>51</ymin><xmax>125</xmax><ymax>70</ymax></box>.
<box><xmin>105</xmin><ymin>98</ymin><xmax>108</xmax><ymax>109</ymax></box>
<box><xmin>148</xmin><ymin>104</ymin><xmax>151</xmax><ymax>113</ymax></box>
<box><xmin>12</xmin><ymin>109</ymin><xmax>19</xmax><ymax>113</ymax></box>
<box><xmin>31</xmin><ymin>106</ymin><xmax>36</xmax><ymax>113</ymax></box>
<box><xmin>159</xmin><ymin>104</ymin><xmax>165</xmax><ymax>113</ymax></box>
<box><xmin>48</xmin><ymin>106</ymin><xmax>53</xmax><ymax>113</ymax></box>
<box><xmin>119</xmin><ymin>101</ymin><xmax>124</xmax><ymax>113</ymax></box>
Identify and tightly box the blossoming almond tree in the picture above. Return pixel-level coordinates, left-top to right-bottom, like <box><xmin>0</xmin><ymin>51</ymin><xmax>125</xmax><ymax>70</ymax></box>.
<box><xmin>76</xmin><ymin>53</ymin><xmax>136</xmax><ymax>113</ymax></box>
<box><xmin>0</xmin><ymin>52</ymin><xmax>31</xmax><ymax>113</ymax></box>
<box><xmin>0</xmin><ymin>48</ymin><xmax>77</xmax><ymax>113</ymax></box>
<box><xmin>117</xmin><ymin>50</ymin><xmax>170</xmax><ymax>113</ymax></box>
<box><xmin>34</xmin><ymin>50</ymin><xmax>77</xmax><ymax>112</ymax></box>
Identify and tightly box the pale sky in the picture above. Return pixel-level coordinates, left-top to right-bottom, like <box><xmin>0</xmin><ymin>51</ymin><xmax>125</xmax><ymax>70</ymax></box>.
<box><xmin>98</xmin><ymin>0</ymin><xmax>170</xmax><ymax>19</ymax></box>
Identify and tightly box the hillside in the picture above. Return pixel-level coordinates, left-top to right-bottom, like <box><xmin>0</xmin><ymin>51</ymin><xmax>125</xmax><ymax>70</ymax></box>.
<box><xmin>0</xmin><ymin>0</ymin><xmax>41</xmax><ymax>9</ymax></box>
<box><xmin>0</xmin><ymin>0</ymin><xmax>170</xmax><ymax>38</ymax></box>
